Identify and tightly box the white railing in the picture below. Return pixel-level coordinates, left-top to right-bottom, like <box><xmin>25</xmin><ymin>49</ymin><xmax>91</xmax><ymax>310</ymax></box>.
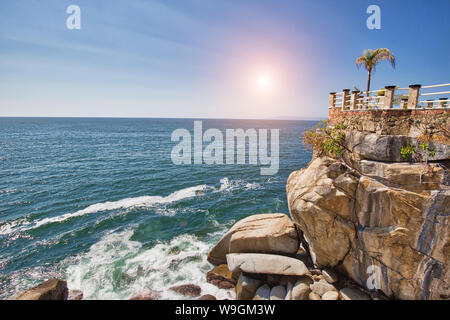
<box><xmin>329</xmin><ymin>83</ymin><xmax>450</xmax><ymax>111</ymax></box>
<box><xmin>418</xmin><ymin>83</ymin><xmax>450</xmax><ymax>109</ymax></box>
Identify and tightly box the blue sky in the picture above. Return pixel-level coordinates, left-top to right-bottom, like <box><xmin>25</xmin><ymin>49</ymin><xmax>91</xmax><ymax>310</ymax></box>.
<box><xmin>0</xmin><ymin>0</ymin><xmax>449</xmax><ymax>119</ymax></box>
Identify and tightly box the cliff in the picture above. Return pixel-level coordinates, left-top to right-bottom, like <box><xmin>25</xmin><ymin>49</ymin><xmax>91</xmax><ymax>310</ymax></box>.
<box><xmin>287</xmin><ymin>109</ymin><xmax>449</xmax><ymax>300</ymax></box>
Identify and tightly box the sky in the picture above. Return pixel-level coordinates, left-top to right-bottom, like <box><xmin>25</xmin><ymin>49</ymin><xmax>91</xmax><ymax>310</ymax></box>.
<box><xmin>0</xmin><ymin>0</ymin><xmax>449</xmax><ymax>119</ymax></box>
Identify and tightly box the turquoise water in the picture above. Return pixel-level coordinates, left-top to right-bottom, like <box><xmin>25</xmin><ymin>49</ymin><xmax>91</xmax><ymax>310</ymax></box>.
<box><xmin>0</xmin><ymin>118</ymin><xmax>315</xmax><ymax>299</ymax></box>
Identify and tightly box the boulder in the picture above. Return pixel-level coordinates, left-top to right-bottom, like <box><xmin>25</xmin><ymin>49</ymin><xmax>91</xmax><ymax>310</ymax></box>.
<box><xmin>169</xmin><ymin>284</ymin><xmax>201</xmax><ymax>297</ymax></box>
<box><xmin>197</xmin><ymin>294</ymin><xmax>217</xmax><ymax>300</ymax></box>
<box><xmin>8</xmin><ymin>279</ymin><xmax>68</xmax><ymax>300</ymax></box>
<box><xmin>291</xmin><ymin>279</ymin><xmax>311</xmax><ymax>300</ymax></box>
<box><xmin>206</xmin><ymin>264</ymin><xmax>237</xmax><ymax>289</ymax></box>
<box><xmin>339</xmin><ymin>288</ymin><xmax>370</xmax><ymax>300</ymax></box>
<box><xmin>309</xmin><ymin>292</ymin><xmax>321</xmax><ymax>300</ymax></box>
<box><xmin>129</xmin><ymin>289</ymin><xmax>161</xmax><ymax>300</ymax></box>
<box><xmin>208</xmin><ymin>214</ymin><xmax>299</xmax><ymax>265</ymax></box>
<box><xmin>287</xmin><ymin>157</ymin><xmax>357</xmax><ymax>267</ymax></box>
<box><xmin>253</xmin><ymin>284</ymin><xmax>270</xmax><ymax>300</ymax></box>
<box><xmin>310</xmin><ymin>279</ymin><xmax>337</xmax><ymax>297</ymax></box>
<box><xmin>287</xmin><ymin>156</ymin><xmax>450</xmax><ymax>300</ymax></box>
<box><xmin>322</xmin><ymin>291</ymin><xmax>339</xmax><ymax>300</ymax></box>
<box><xmin>68</xmin><ymin>289</ymin><xmax>84</xmax><ymax>300</ymax></box>
<box><xmin>236</xmin><ymin>274</ymin><xmax>262</xmax><ymax>300</ymax></box>
<box><xmin>226</xmin><ymin>253</ymin><xmax>309</xmax><ymax>277</ymax></box>
<box><xmin>270</xmin><ymin>286</ymin><xmax>286</xmax><ymax>300</ymax></box>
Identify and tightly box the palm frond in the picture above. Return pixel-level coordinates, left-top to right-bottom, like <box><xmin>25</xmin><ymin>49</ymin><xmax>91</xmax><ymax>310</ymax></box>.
<box><xmin>355</xmin><ymin>48</ymin><xmax>395</xmax><ymax>71</ymax></box>
<box><xmin>372</xmin><ymin>48</ymin><xmax>396</xmax><ymax>68</ymax></box>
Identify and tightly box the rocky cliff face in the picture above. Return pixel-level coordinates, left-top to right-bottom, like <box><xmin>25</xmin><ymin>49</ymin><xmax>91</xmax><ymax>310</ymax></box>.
<box><xmin>287</xmin><ymin>128</ymin><xmax>449</xmax><ymax>300</ymax></box>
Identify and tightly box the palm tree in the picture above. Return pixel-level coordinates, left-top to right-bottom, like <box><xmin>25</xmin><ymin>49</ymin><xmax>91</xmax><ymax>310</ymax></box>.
<box><xmin>356</xmin><ymin>48</ymin><xmax>396</xmax><ymax>96</ymax></box>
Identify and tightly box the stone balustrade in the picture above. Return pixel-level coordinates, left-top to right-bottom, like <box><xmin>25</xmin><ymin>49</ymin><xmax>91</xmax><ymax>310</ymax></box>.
<box><xmin>329</xmin><ymin>83</ymin><xmax>450</xmax><ymax>111</ymax></box>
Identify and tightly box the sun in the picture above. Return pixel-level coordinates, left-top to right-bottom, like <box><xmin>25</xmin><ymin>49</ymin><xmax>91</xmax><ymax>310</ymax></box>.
<box><xmin>256</xmin><ymin>74</ymin><xmax>273</xmax><ymax>89</ymax></box>
<box><xmin>255</xmin><ymin>73</ymin><xmax>275</xmax><ymax>93</ymax></box>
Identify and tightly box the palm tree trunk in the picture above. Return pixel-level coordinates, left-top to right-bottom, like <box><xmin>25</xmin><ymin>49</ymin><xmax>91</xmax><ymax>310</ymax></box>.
<box><xmin>366</xmin><ymin>69</ymin><xmax>372</xmax><ymax>97</ymax></box>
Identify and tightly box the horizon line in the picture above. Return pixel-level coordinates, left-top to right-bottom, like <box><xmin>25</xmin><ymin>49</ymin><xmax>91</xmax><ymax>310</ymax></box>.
<box><xmin>0</xmin><ymin>116</ymin><xmax>327</xmax><ymax>121</ymax></box>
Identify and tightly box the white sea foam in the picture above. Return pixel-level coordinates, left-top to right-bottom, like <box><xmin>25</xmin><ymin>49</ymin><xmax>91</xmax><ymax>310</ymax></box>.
<box><xmin>0</xmin><ymin>218</ymin><xmax>31</xmax><ymax>235</ymax></box>
<box><xmin>218</xmin><ymin>177</ymin><xmax>261</xmax><ymax>192</ymax></box>
<box><xmin>0</xmin><ymin>177</ymin><xmax>263</xmax><ymax>236</ymax></box>
<box><xmin>65</xmin><ymin>230</ymin><xmax>234</xmax><ymax>300</ymax></box>
<box><xmin>0</xmin><ymin>184</ymin><xmax>207</xmax><ymax>235</ymax></box>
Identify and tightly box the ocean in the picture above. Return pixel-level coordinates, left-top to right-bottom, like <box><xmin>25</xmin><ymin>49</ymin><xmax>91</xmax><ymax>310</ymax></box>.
<box><xmin>0</xmin><ymin>117</ymin><xmax>315</xmax><ymax>300</ymax></box>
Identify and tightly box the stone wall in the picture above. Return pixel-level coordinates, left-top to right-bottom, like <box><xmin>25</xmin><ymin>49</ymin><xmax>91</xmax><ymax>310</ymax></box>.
<box><xmin>328</xmin><ymin>108</ymin><xmax>449</xmax><ymax>138</ymax></box>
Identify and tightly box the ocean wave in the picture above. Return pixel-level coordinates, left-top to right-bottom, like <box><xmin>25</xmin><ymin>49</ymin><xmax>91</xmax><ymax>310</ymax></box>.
<box><xmin>65</xmin><ymin>230</ymin><xmax>234</xmax><ymax>300</ymax></box>
<box><xmin>0</xmin><ymin>177</ymin><xmax>263</xmax><ymax>236</ymax></box>
<box><xmin>0</xmin><ymin>184</ymin><xmax>208</xmax><ymax>236</ymax></box>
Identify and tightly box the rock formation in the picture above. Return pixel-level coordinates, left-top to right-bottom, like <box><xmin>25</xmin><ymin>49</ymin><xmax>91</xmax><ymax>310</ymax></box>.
<box><xmin>169</xmin><ymin>284</ymin><xmax>202</xmax><ymax>297</ymax></box>
<box><xmin>8</xmin><ymin>279</ymin><xmax>69</xmax><ymax>300</ymax></box>
<box><xmin>208</xmin><ymin>212</ymin><xmax>372</xmax><ymax>300</ymax></box>
<box><xmin>206</xmin><ymin>264</ymin><xmax>237</xmax><ymax>289</ymax></box>
<box><xmin>287</xmin><ymin>118</ymin><xmax>449</xmax><ymax>300</ymax></box>
<box><xmin>208</xmin><ymin>213</ymin><xmax>299</xmax><ymax>265</ymax></box>
<box><xmin>226</xmin><ymin>253</ymin><xmax>309</xmax><ymax>276</ymax></box>
<box><xmin>129</xmin><ymin>289</ymin><xmax>162</xmax><ymax>300</ymax></box>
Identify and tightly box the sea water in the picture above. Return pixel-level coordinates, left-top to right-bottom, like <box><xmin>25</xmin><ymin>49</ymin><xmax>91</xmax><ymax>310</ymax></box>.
<box><xmin>0</xmin><ymin>117</ymin><xmax>315</xmax><ymax>299</ymax></box>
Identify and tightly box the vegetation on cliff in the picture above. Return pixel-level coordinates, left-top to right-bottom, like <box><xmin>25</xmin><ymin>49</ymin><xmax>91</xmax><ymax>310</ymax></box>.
<box><xmin>302</xmin><ymin>120</ymin><xmax>347</xmax><ymax>158</ymax></box>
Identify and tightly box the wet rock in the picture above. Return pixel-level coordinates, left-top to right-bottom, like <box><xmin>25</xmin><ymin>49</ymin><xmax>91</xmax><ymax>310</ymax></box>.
<box><xmin>169</xmin><ymin>284</ymin><xmax>201</xmax><ymax>297</ymax></box>
<box><xmin>68</xmin><ymin>289</ymin><xmax>83</xmax><ymax>300</ymax></box>
<box><xmin>8</xmin><ymin>279</ymin><xmax>68</xmax><ymax>300</ymax></box>
<box><xmin>129</xmin><ymin>289</ymin><xmax>162</xmax><ymax>300</ymax></box>
<box><xmin>206</xmin><ymin>264</ymin><xmax>237</xmax><ymax>289</ymax></box>
<box><xmin>197</xmin><ymin>294</ymin><xmax>217</xmax><ymax>300</ymax></box>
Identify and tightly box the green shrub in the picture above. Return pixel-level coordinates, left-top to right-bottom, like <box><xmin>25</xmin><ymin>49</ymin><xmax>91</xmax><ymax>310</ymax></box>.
<box><xmin>401</xmin><ymin>144</ymin><xmax>416</xmax><ymax>159</ymax></box>
<box><xmin>303</xmin><ymin>120</ymin><xmax>347</xmax><ymax>158</ymax></box>
<box><xmin>419</xmin><ymin>143</ymin><xmax>436</xmax><ymax>159</ymax></box>
<box><xmin>401</xmin><ymin>143</ymin><xmax>436</xmax><ymax>162</ymax></box>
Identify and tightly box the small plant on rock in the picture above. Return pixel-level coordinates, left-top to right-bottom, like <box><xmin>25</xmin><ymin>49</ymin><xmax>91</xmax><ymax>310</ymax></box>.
<box><xmin>303</xmin><ymin>121</ymin><xmax>347</xmax><ymax>158</ymax></box>
<box><xmin>401</xmin><ymin>142</ymin><xmax>436</xmax><ymax>184</ymax></box>
<box><xmin>400</xmin><ymin>144</ymin><xmax>416</xmax><ymax>160</ymax></box>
